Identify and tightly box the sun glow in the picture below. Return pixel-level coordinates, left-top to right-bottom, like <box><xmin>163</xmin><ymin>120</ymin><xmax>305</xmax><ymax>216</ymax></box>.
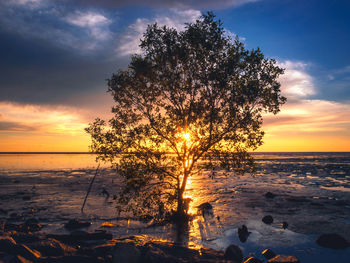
<box><xmin>182</xmin><ymin>132</ymin><xmax>191</xmax><ymax>142</ymax></box>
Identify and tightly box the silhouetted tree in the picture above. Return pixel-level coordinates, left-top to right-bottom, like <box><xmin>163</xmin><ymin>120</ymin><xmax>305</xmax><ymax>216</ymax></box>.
<box><xmin>86</xmin><ymin>12</ymin><xmax>286</xmax><ymax>222</ymax></box>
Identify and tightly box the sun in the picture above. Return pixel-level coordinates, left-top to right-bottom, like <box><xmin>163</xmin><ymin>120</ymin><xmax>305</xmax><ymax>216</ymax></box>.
<box><xmin>182</xmin><ymin>132</ymin><xmax>191</xmax><ymax>142</ymax></box>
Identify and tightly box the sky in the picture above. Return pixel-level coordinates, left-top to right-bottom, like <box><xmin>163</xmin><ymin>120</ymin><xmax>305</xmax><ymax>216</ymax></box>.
<box><xmin>0</xmin><ymin>0</ymin><xmax>350</xmax><ymax>152</ymax></box>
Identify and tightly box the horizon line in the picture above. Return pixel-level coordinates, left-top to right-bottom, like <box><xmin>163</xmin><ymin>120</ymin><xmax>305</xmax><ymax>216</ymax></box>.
<box><xmin>0</xmin><ymin>151</ymin><xmax>349</xmax><ymax>154</ymax></box>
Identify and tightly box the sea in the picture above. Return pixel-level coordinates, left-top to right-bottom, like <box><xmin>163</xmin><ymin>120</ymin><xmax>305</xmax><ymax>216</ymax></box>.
<box><xmin>1</xmin><ymin>152</ymin><xmax>350</xmax><ymax>262</ymax></box>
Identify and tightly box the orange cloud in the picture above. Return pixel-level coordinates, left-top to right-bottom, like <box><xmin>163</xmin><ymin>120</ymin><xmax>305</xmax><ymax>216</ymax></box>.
<box><xmin>259</xmin><ymin>61</ymin><xmax>350</xmax><ymax>152</ymax></box>
<box><xmin>0</xmin><ymin>102</ymin><xmax>90</xmax><ymax>152</ymax></box>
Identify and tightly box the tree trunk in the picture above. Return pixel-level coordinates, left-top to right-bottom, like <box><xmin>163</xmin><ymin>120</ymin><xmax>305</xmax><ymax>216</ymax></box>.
<box><xmin>177</xmin><ymin>191</ymin><xmax>184</xmax><ymax>217</ymax></box>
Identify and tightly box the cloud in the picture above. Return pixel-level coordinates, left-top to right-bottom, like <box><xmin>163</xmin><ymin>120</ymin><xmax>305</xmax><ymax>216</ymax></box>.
<box><xmin>278</xmin><ymin>60</ymin><xmax>316</xmax><ymax>98</ymax></box>
<box><xmin>0</xmin><ymin>102</ymin><xmax>88</xmax><ymax>135</ymax></box>
<box><xmin>68</xmin><ymin>0</ymin><xmax>259</xmax><ymax>10</ymax></box>
<box><xmin>8</xmin><ymin>0</ymin><xmax>43</xmax><ymax>8</ymax></box>
<box><xmin>264</xmin><ymin>99</ymin><xmax>350</xmax><ymax>133</ymax></box>
<box><xmin>0</xmin><ymin>2</ymin><xmax>114</xmax><ymax>52</ymax></box>
<box><xmin>262</xmin><ymin>60</ymin><xmax>350</xmax><ymax>139</ymax></box>
<box><xmin>64</xmin><ymin>11</ymin><xmax>112</xmax><ymax>44</ymax></box>
<box><xmin>0</xmin><ymin>121</ymin><xmax>36</xmax><ymax>132</ymax></box>
<box><xmin>118</xmin><ymin>9</ymin><xmax>201</xmax><ymax>56</ymax></box>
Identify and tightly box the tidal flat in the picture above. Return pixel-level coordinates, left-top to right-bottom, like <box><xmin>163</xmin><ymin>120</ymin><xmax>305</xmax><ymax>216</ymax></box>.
<box><xmin>1</xmin><ymin>153</ymin><xmax>350</xmax><ymax>262</ymax></box>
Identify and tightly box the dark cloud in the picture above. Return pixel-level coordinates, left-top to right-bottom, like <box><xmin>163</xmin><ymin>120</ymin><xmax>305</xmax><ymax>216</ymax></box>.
<box><xmin>0</xmin><ymin>121</ymin><xmax>36</xmax><ymax>132</ymax></box>
<box><xmin>68</xmin><ymin>0</ymin><xmax>258</xmax><ymax>9</ymax></box>
<box><xmin>0</xmin><ymin>29</ymin><xmax>129</xmax><ymax>106</ymax></box>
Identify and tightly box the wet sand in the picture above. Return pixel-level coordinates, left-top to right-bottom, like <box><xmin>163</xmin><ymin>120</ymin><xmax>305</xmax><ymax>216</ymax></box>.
<box><xmin>1</xmin><ymin>153</ymin><xmax>350</xmax><ymax>262</ymax></box>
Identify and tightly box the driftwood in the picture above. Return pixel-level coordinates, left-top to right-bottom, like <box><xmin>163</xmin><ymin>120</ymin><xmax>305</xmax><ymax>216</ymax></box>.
<box><xmin>81</xmin><ymin>163</ymin><xmax>100</xmax><ymax>213</ymax></box>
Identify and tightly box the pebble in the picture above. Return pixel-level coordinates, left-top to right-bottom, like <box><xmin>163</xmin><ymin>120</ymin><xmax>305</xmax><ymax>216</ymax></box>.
<box><xmin>262</xmin><ymin>215</ymin><xmax>274</xmax><ymax>225</ymax></box>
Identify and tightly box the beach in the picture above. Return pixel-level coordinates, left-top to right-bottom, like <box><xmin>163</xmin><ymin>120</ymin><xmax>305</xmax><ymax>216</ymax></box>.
<box><xmin>1</xmin><ymin>153</ymin><xmax>350</xmax><ymax>262</ymax></box>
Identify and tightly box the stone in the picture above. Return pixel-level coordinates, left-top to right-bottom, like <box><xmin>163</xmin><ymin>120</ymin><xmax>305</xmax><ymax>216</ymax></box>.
<box><xmin>9</xmin><ymin>255</ymin><xmax>32</xmax><ymax>263</ymax></box>
<box><xmin>143</xmin><ymin>246</ymin><xmax>180</xmax><ymax>263</ymax></box>
<box><xmin>316</xmin><ymin>233</ymin><xmax>349</xmax><ymax>249</ymax></box>
<box><xmin>12</xmin><ymin>244</ymin><xmax>41</xmax><ymax>261</ymax></box>
<box><xmin>282</xmin><ymin>222</ymin><xmax>288</xmax><ymax>229</ymax></box>
<box><xmin>64</xmin><ymin>219</ymin><xmax>91</xmax><ymax>230</ymax></box>
<box><xmin>4</xmin><ymin>223</ymin><xmax>21</xmax><ymax>232</ymax></box>
<box><xmin>11</xmin><ymin>233</ymin><xmax>41</xmax><ymax>244</ymax></box>
<box><xmin>197</xmin><ymin>202</ymin><xmax>213</xmax><ymax>211</ymax></box>
<box><xmin>199</xmin><ymin>247</ymin><xmax>225</xmax><ymax>261</ymax></box>
<box><xmin>47</xmin><ymin>230</ymin><xmax>112</xmax><ymax>244</ymax></box>
<box><xmin>243</xmin><ymin>257</ymin><xmax>263</xmax><ymax>263</ymax></box>
<box><xmin>224</xmin><ymin>244</ymin><xmax>243</xmax><ymax>262</ymax></box>
<box><xmin>46</xmin><ymin>255</ymin><xmax>103</xmax><ymax>263</ymax></box>
<box><xmin>264</xmin><ymin>192</ymin><xmax>276</xmax><ymax>199</ymax></box>
<box><xmin>112</xmin><ymin>242</ymin><xmax>141</xmax><ymax>263</ymax></box>
<box><xmin>148</xmin><ymin>243</ymin><xmax>199</xmax><ymax>260</ymax></box>
<box><xmin>0</xmin><ymin>235</ymin><xmax>17</xmax><ymax>252</ymax></box>
<box><xmin>29</xmin><ymin>238</ymin><xmax>76</xmax><ymax>257</ymax></box>
<box><xmin>262</xmin><ymin>215</ymin><xmax>273</xmax><ymax>225</ymax></box>
<box><xmin>238</xmin><ymin>225</ymin><xmax>251</xmax><ymax>243</ymax></box>
<box><xmin>22</xmin><ymin>218</ymin><xmax>42</xmax><ymax>232</ymax></box>
<box><xmin>267</xmin><ymin>255</ymin><xmax>300</xmax><ymax>263</ymax></box>
<box><xmin>262</xmin><ymin>249</ymin><xmax>276</xmax><ymax>260</ymax></box>
<box><xmin>92</xmin><ymin>242</ymin><xmax>116</xmax><ymax>256</ymax></box>
<box><xmin>197</xmin><ymin>202</ymin><xmax>213</xmax><ymax>217</ymax></box>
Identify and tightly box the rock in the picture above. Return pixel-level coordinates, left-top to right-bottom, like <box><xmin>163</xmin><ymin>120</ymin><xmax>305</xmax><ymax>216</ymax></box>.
<box><xmin>197</xmin><ymin>202</ymin><xmax>213</xmax><ymax>217</ymax></box>
<box><xmin>282</xmin><ymin>222</ymin><xmax>288</xmax><ymax>229</ymax></box>
<box><xmin>267</xmin><ymin>255</ymin><xmax>300</xmax><ymax>263</ymax></box>
<box><xmin>199</xmin><ymin>247</ymin><xmax>225</xmax><ymax>261</ymax></box>
<box><xmin>11</xmin><ymin>233</ymin><xmax>41</xmax><ymax>244</ymax></box>
<box><xmin>12</xmin><ymin>244</ymin><xmax>41</xmax><ymax>261</ymax></box>
<box><xmin>45</xmin><ymin>255</ymin><xmax>104</xmax><ymax>263</ymax></box>
<box><xmin>224</xmin><ymin>244</ymin><xmax>243</xmax><ymax>262</ymax></box>
<box><xmin>0</xmin><ymin>235</ymin><xmax>17</xmax><ymax>252</ymax></box>
<box><xmin>47</xmin><ymin>231</ymin><xmax>112</xmax><ymax>244</ymax></box>
<box><xmin>262</xmin><ymin>249</ymin><xmax>276</xmax><ymax>260</ymax></box>
<box><xmin>112</xmin><ymin>243</ymin><xmax>141</xmax><ymax>263</ymax></box>
<box><xmin>64</xmin><ymin>219</ymin><xmax>91</xmax><ymax>230</ymax></box>
<box><xmin>262</xmin><ymin>215</ymin><xmax>273</xmax><ymax>225</ymax></box>
<box><xmin>91</xmin><ymin>242</ymin><xmax>116</xmax><ymax>256</ymax></box>
<box><xmin>22</xmin><ymin>218</ymin><xmax>42</xmax><ymax>232</ymax></box>
<box><xmin>4</xmin><ymin>223</ymin><xmax>21</xmax><ymax>232</ymax></box>
<box><xmin>197</xmin><ymin>202</ymin><xmax>213</xmax><ymax>211</ymax></box>
<box><xmin>238</xmin><ymin>225</ymin><xmax>251</xmax><ymax>243</ymax></box>
<box><xmin>148</xmin><ymin>243</ymin><xmax>199</xmax><ymax>260</ymax></box>
<box><xmin>243</xmin><ymin>257</ymin><xmax>263</xmax><ymax>263</ymax></box>
<box><xmin>316</xmin><ymin>233</ymin><xmax>349</xmax><ymax>249</ymax></box>
<box><xmin>143</xmin><ymin>246</ymin><xmax>179</xmax><ymax>263</ymax></box>
<box><xmin>29</xmin><ymin>238</ymin><xmax>76</xmax><ymax>256</ymax></box>
<box><xmin>101</xmin><ymin>222</ymin><xmax>117</xmax><ymax>228</ymax></box>
<box><xmin>9</xmin><ymin>255</ymin><xmax>33</xmax><ymax>263</ymax></box>
<box><xmin>264</xmin><ymin>192</ymin><xmax>276</xmax><ymax>199</ymax></box>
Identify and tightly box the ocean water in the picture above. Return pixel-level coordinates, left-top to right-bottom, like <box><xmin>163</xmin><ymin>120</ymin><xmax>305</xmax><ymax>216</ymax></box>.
<box><xmin>1</xmin><ymin>152</ymin><xmax>350</xmax><ymax>262</ymax></box>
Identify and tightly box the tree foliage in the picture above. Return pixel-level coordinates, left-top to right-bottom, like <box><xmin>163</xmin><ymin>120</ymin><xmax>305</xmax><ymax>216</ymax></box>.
<box><xmin>86</xmin><ymin>12</ymin><xmax>286</xmax><ymax>220</ymax></box>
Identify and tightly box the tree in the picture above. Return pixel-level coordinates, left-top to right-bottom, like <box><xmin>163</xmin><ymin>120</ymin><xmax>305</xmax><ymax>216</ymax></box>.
<box><xmin>86</xmin><ymin>12</ymin><xmax>286</xmax><ymax>223</ymax></box>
